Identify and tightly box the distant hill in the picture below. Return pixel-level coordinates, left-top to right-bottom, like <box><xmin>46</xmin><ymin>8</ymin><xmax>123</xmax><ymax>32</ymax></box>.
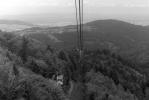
<box><xmin>14</xmin><ymin>19</ymin><xmax>149</xmax><ymax>63</ymax></box>
<box><xmin>0</xmin><ymin>20</ymin><xmax>34</xmax><ymax>26</ymax></box>
<box><xmin>0</xmin><ymin>20</ymin><xmax>36</xmax><ymax>32</ymax></box>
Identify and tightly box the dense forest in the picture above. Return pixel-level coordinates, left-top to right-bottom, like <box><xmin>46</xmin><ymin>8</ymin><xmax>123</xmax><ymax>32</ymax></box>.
<box><xmin>0</xmin><ymin>30</ymin><xmax>148</xmax><ymax>100</ymax></box>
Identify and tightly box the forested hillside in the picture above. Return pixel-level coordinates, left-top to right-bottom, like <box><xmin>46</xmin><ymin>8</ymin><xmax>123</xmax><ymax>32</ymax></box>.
<box><xmin>14</xmin><ymin>20</ymin><xmax>149</xmax><ymax>65</ymax></box>
<box><xmin>0</xmin><ymin>30</ymin><xmax>148</xmax><ymax>100</ymax></box>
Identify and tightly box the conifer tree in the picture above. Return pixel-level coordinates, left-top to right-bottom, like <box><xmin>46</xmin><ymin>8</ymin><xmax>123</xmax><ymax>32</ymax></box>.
<box><xmin>19</xmin><ymin>36</ymin><xmax>29</xmax><ymax>63</ymax></box>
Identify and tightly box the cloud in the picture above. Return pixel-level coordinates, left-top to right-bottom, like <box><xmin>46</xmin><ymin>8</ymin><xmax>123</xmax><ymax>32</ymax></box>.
<box><xmin>84</xmin><ymin>0</ymin><xmax>149</xmax><ymax>7</ymax></box>
<box><xmin>1</xmin><ymin>0</ymin><xmax>149</xmax><ymax>17</ymax></box>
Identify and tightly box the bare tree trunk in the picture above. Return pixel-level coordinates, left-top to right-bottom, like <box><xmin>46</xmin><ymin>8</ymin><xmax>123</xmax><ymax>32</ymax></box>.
<box><xmin>69</xmin><ymin>81</ymin><xmax>85</xmax><ymax>100</ymax></box>
<box><xmin>68</xmin><ymin>80</ymin><xmax>74</xmax><ymax>97</ymax></box>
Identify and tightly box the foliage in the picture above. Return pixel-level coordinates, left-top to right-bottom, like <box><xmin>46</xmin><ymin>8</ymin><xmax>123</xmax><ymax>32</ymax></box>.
<box><xmin>86</xmin><ymin>70</ymin><xmax>138</xmax><ymax>100</ymax></box>
<box><xmin>0</xmin><ymin>32</ymin><xmax>147</xmax><ymax>100</ymax></box>
<box><xmin>59</xmin><ymin>49</ymin><xmax>147</xmax><ymax>100</ymax></box>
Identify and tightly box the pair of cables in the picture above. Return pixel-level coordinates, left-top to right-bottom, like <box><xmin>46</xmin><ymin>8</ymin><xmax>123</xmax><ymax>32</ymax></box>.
<box><xmin>74</xmin><ymin>0</ymin><xmax>84</xmax><ymax>54</ymax></box>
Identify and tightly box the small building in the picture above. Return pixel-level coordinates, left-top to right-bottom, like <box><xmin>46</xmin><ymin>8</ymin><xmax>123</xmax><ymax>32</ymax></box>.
<box><xmin>56</xmin><ymin>75</ymin><xmax>63</xmax><ymax>85</ymax></box>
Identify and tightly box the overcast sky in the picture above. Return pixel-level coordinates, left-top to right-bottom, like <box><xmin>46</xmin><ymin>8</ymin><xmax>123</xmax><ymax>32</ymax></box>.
<box><xmin>0</xmin><ymin>0</ymin><xmax>149</xmax><ymax>25</ymax></box>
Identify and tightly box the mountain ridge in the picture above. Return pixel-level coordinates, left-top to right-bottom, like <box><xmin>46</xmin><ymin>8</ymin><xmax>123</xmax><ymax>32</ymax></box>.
<box><xmin>0</xmin><ymin>19</ymin><xmax>37</xmax><ymax>32</ymax></box>
<box><xmin>0</xmin><ymin>19</ymin><xmax>35</xmax><ymax>26</ymax></box>
<box><xmin>13</xmin><ymin>19</ymin><xmax>149</xmax><ymax>64</ymax></box>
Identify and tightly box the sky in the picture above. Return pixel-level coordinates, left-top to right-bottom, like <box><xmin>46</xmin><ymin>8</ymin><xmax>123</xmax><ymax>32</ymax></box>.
<box><xmin>0</xmin><ymin>0</ymin><xmax>149</xmax><ymax>25</ymax></box>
